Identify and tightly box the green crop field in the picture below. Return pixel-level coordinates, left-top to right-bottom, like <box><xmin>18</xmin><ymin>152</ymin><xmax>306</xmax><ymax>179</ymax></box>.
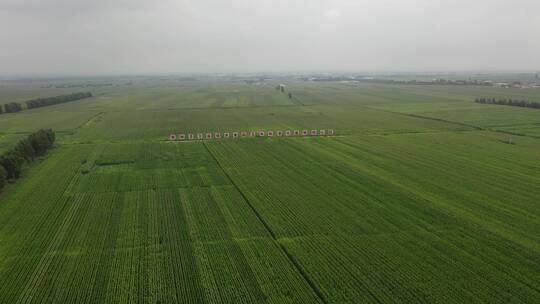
<box><xmin>0</xmin><ymin>79</ymin><xmax>539</xmax><ymax>303</ymax></box>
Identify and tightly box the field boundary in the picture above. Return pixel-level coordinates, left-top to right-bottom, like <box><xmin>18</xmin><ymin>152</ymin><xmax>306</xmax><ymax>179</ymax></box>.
<box><xmin>203</xmin><ymin>142</ymin><xmax>329</xmax><ymax>304</ymax></box>
<box><xmin>169</xmin><ymin>129</ymin><xmax>334</xmax><ymax>141</ymax></box>
<box><xmin>88</xmin><ymin>103</ymin><xmax>334</xmax><ymax>113</ymax></box>
<box><xmin>76</xmin><ymin>111</ymin><xmax>105</xmax><ymax>130</ymax></box>
<box><xmin>365</xmin><ymin>106</ymin><xmax>540</xmax><ymax>139</ymax></box>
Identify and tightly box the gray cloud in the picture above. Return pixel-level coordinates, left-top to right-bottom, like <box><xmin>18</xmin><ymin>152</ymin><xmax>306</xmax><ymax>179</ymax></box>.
<box><xmin>0</xmin><ymin>0</ymin><xmax>539</xmax><ymax>75</ymax></box>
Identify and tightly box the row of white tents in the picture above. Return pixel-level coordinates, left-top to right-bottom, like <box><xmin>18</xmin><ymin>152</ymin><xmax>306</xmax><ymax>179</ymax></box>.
<box><xmin>169</xmin><ymin>129</ymin><xmax>335</xmax><ymax>141</ymax></box>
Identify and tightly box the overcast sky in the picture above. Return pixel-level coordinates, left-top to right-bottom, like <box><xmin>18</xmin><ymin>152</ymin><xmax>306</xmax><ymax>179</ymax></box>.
<box><xmin>0</xmin><ymin>0</ymin><xmax>539</xmax><ymax>76</ymax></box>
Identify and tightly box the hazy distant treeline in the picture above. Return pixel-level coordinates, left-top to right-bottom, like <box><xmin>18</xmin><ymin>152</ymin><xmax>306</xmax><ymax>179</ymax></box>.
<box><xmin>475</xmin><ymin>98</ymin><xmax>540</xmax><ymax>109</ymax></box>
<box><xmin>0</xmin><ymin>92</ymin><xmax>92</xmax><ymax>114</ymax></box>
<box><xmin>1</xmin><ymin>102</ymin><xmax>23</xmax><ymax>113</ymax></box>
<box><xmin>26</xmin><ymin>92</ymin><xmax>92</xmax><ymax>109</ymax></box>
<box><xmin>0</xmin><ymin>129</ymin><xmax>55</xmax><ymax>192</ymax></box>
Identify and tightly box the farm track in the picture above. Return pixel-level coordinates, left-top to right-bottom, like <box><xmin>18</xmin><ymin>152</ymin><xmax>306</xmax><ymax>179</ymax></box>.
<box><xmin>77</xmin><ymin>111</ymin><xmax>105</xmax><ymax>129</ymax></box>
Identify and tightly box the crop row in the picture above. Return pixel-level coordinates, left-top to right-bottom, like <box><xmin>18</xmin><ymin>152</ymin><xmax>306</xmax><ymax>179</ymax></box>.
<box><xmin>0</xmin><ymin>142</ymin><xmax>324</xmax><ymax>303</ymax></box>
<box><xmin>206</xmin><ymin>134</ymin><xmax>540</xmax><ymax>303</ymax></box>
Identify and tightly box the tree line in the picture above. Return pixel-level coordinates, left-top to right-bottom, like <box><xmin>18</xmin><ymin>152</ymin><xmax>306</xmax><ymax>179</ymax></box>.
<box><xmin>1</xmin><ymin>102</ymin><xmax>23</xmax><ymax>113</ymax></box>
<box><xmin>0</xmin><ymin>129</ymin><xmax>55</xmax><ymax>193</ymax></box>
<box><xmin>26</xmin><ymin>92</ymin><xmax>92</xmax><ymax>109</ymax></box>
<box><xmin>475</xmin><ymin>97</ymin><xmax>540</xmax><ymax>109</ymax></box>
<box><xmin>275</xmin><ymin>85</ymin><xmax>293</xmax><ymax>99</ymax></box>
<box><xmin>0</xmin><ymin>92</ymin><xmax>92</xmax><ymax>114</ymax></box>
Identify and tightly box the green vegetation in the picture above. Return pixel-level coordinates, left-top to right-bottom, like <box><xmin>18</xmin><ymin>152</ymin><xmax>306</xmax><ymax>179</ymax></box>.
<box><xmin>0</xmin><ymin>163</ymin><xmax>6</xmax><ymax>189</ymax></box>
<box><xmin>3</xmin><ymin>101</ymin><xmax>23</xmax><ymax>113</ymax></box>
<box><xmin>0</xmin><ymin>129</ymin><xmax>55</xmax><ymax>188</ymax></box>
<box><xmin>475</xmin><ymin>97</ymin><xmax>540</xmax><ymax>109</ymax></box>
<box><xmin>0</xmin><ymin>78</ymin><xmax>538</xmax><ymax>303</ymax></box>
<box><xmin>0</xmin><ymin>92</ymin><xmax>92</xmax><ymax>114</ymax></box>
<box><xmin>25</xmin><ymin>92</ymin><xmax>92</xmax><ymax>109</ymax></box>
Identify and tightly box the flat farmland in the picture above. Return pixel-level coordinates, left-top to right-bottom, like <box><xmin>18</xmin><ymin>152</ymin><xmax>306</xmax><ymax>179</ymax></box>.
<box><xmin>68</xmin><ymin>105</ymin><xmax>468</xmax><ymax>143</ymax></box>
<box><xmin>0</xmin><ymin>80</ymin><xmax>538</xmax><ymax>303</ymax></box>
<box><xmin>291</xmin><ymin>82</ymin><xmax>540</xmax><ymax>137</ymax></box>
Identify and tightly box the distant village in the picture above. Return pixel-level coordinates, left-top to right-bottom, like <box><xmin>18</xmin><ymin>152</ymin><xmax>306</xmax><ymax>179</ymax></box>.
<box><xmin>242</xmin><ymin>73</ymin><xmax>540</xmax><ymax>89</ymax></box>
<box><xmin>298</xmin><ymin>76</ymin><xmax>540</xmax><ymax>89</ymax></box>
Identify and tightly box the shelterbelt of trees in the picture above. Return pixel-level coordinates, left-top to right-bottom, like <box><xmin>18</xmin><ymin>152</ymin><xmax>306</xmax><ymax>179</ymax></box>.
<box><xmin>0</xmin><ymin>129</ymin><xmax>55</xmax><ymax>192</ymax></box>
<box><xmin>475</xmin><ymin>97</ymin><xmax>540</xmax><ymax>109</ymax></box>
<box><xmin>0</xmin><ymin>92</ymin><xmax>92</xmax><ymax>114</ymax></box>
